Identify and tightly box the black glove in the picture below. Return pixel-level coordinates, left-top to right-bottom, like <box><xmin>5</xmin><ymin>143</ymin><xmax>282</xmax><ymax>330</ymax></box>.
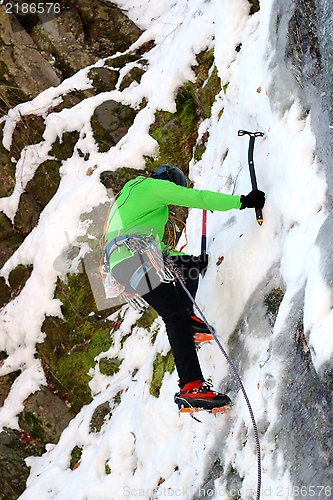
<box><xmin>196</xmin><ymin>253</ymin><xmax>209</xmax><ymax>276</ymax></box>
<box><xmin>240</xmin><ymin>189</ymin><xmax>265</xmax><ymax>210</ymax></box>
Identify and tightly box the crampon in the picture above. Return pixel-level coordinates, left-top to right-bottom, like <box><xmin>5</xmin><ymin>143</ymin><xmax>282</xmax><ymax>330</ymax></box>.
<box><xmin>174</xmin><ymin>380</ymin><xmax>231</xmax><ymax>421</ymax></box>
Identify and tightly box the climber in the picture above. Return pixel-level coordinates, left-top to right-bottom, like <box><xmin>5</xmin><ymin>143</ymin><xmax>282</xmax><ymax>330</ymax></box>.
<box><xmin>101</xmin><ymin>164</ymin><xmax>265</xmax><ymax>414</ymax></box>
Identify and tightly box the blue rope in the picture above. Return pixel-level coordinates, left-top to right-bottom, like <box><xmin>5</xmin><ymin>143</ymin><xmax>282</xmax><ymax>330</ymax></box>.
<box><xmin>171</xmin><ymin>268</ymin><xmax>262</xmax><ymax>500</ymax></box>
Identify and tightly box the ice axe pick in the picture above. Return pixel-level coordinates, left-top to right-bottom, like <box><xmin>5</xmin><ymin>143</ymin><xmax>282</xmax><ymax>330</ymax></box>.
<box><xmin>238</xmin><ymin>130</ymin><xmax>264</xmax><ymax>226</ymax></box>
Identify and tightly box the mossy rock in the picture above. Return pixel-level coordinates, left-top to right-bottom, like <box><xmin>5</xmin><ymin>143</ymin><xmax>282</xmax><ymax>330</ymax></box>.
<box><xmin>49</xmin><ymin>131</ymin><xmax>80</xmax><ymax>163</ymax></box>
<box><xmin>46</xmin><ymin>89</ymin><xmax>93</xmax><ymax>114</ymax></box>
<box><xmin>0</xmin><ymin>277</ymin><xmax>10</xmax><ymax>309</ymax></box>
<box><xmin>0</xmin><ymin>212</ymin><xmax>13</xmax><ymax>241</ymax></box>
<box><xmin>88</xmin><ymin>67</ymin><xmax>119</xmax><ymax>94</ymax></box>
<box><xmin>264</xmin><ymin>287</ymin><xmax>284</xmax><ymax>326</ymax></box>
<box><xmin>249</xmin><ymin>0</ymin><xmax>260</xmax><ymax>14</ymax></box>
<box><xmin>0</xmin><ymin>232</ymin><xmax>25</xmax><ymax>269</ymax></box>
<box><xmin>37</xmin><ymin>268</ymin><xmax>118</xmax><ymax>413</ymax></box>
<box><xmin>18</xmin><ymin>387</ymin><xmax>72</xmax><ymax>451</ymax></box>
<box><xmin>100</xmin><ymin>167</ymin><xmax>147</xmax><ymax>194</ymax></box>
<box><xmin>19</xmin><ymin>411</ymin><xmax>45</xmax><ymax>445</ymax></box>
<box><xmin>8</xmin><ymin>130</ymin><xmax>78</xmax><ymax>238</ymax></box>
<box><xmin>70</xmin><ymin>445</ymin><xmax>83</xmax><ymax>470</ymax></box>
<box><xmin>0</xmin><ymin>145</ymin><xmax>16</xmax><ymax>199</ymax></box>
<box><xmin>119</xmin><ymin>66</ymin><xmax>145</xmax><ymax>91</ymax></box>
<box><xmin>0</xmin><ymin>60</ymin><xmax>28</xmax><ymax>112</ymax></box>
<box><xmin>69</xmin><ymin>0</ymin><xmax>142</xmax><ymax>58</ymax></box>
<box><xmin>89</xmin><ymin>401</ymin><xmax>112</xmax><ymax>433</ymax></box>
<box><xmin>146</xmin><ymin>87</ymin><xmax>199</xmax><ymax>174</ymax></box>
<box><xmin>8</xmin><ymin>264</ymin><xmax>33</xmax><ymax>290</ymax></box>
<box><xmin>185</xmin><ymin>48</ymin><xmax>222</xmax><ymax>121</ymax></box>
<box><xmin>91</xmin><ymin>100</ymin><xmax>137</xmax><ymax>152</ymax></box>
<box><xmin>145</xmin><ymin>48</ymin><xmax>223</xmax><ymax>173</ymax></box>
<box><xmin>25</xmin><ymin>160</ymin><xmax>61</xmax><ymax>208</ymax></box>
<box><xmin>0</xmin><ymin>357</ymin><xmax>20</xmax><ymax>406</ymax></box>
<box><xmin>38</xmin><ymin>314</ymin><xmax>114</xmax><ymax>412</ymax></box>
<box><xmin>106</xmin><ymin>53</ymin><xmax>141</xmax><ymax>70</ymax></box>
<box><xmin>136</xmin><ymin>306</ymin><xmax>158</xmax><ymax>330</ymax></box>
<box><xmin>9</xmin><ymin>115</ymin><xmax>45</xmax><ymax>162</ymax></box>
<box><xmin>14</xmin><ymin>192</ymin><xmax>40</xmax><ymax>235</ymax></box>
<box><xmin>99</xmin><ymin>357</ymin><xmax>122</xmax><ymax>376</ymax></box>
<box><xmin>150</xmin><ymin>350</ymin><xmax>175</xmax><ymax>398</ymax></box>
<box><xmin>0</xmin><ymin>428</ymin><xmax>40</xmax><ymax>499</ymax></box>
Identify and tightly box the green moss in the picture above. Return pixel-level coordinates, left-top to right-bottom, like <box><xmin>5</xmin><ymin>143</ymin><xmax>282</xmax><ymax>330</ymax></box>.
<box><xmin>99</xmin><ymin>357</ymin><xmax>122</xmax><ymax>376</ymax></box>
<box><xmin>194</xmin><ymin>142</ymin><xmax>206</xmax><ymax>162</ymax></box>
<box><xmin>70</xmin><ymin>445</ymin><xmax>83</xmax><ymax>469</ymax></box>
<box><xmin>19</xmin><ymin>412</ymin><xmax>45</xmax><ymax>443</ymax></box>
<box><xmin>105</xmin><ymin>463</ymin><xmax>111</xmax><ymax>475</ymax></box>
<box><xmin>56</xmin><ymin>271</ymin><xmax>96</xmax><ymax>318</ymax></box>
<box><xmin>136</xmin><ymin>306</ymin><xmax>158</xmax><ymax>330</ymax></box>
<box><xmin>185</xmin><ymin>49</ymin><xmax>222</xmax><ymax>121</ymax></box>
<box><xmin>145</xmin><ymin>49</ymin><xmax>222</xmax><ymax>173</ymax></box>
<box><xmin>146</xmin><ymin>88</ymin><xmax>198</xmax><ymax>174</ymax></box>
<box><xmin>37</xmin><ymin>268</ymin><xmax>118</xmax><ymax>413</ymax></box>
<box><xmin>149</xmin><ymin>350</ymin><xmax>175</xmax><ymax>398</ymax></box>
<box><xmin>0</xmin><ymin>363</ymin><xmax>21</xmax><ymax>406</ymax></box>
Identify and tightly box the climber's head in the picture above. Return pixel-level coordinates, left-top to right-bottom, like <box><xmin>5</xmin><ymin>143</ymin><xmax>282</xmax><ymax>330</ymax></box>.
<box><xmin>151</xmin><ymin>164</ymin><xmax>187</xmax><ymax>187</ymax></box>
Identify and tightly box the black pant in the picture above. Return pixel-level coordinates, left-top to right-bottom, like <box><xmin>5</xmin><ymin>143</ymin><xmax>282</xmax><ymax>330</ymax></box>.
<box><xmin>112</xmin><ymin>254</ymin><xmax>204</xmax><ymax>387</ymax></box>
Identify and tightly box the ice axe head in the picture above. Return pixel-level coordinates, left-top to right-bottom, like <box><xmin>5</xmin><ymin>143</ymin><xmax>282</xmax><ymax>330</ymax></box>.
<box><xmin>238</xmin><ymin>129</ymin><xmax>264</xmax><ymax>226</ymax></box>
<box><xmin>238</xmin><ymin>130</ymin><xmax>264</xmax><ymax>138</ymax></box>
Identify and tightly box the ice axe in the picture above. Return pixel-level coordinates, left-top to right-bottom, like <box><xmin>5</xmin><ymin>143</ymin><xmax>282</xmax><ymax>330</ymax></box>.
<box><xmin>238</xmin><ymin>130</ymin><xmax>264</xmax><ymax>226</ymax></box>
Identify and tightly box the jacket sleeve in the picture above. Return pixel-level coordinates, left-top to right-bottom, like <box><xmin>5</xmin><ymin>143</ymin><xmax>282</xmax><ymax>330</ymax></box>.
<box><xmin>149</xmin><ymin>179</ymin><xmax>242</xmax><ymax>211</ymax></box>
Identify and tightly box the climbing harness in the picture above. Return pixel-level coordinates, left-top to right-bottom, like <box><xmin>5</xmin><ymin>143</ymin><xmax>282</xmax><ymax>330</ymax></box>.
<box><xmin>164</xmin><ymin>257</ymin><xmax>262</xmax><ymax>500</ymax></box>
<box><xmin>100</xmin><ymin>233</ymin><xmax>174</xmax><ymax>310</ymax></box>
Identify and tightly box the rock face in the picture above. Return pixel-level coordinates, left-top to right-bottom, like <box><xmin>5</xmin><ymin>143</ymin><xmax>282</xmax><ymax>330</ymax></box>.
<box><xmin>1</xmin><ymin>0</ymin><xmax>332</xmax><ymax>498</ymax></box>
<box><xmin>0</xmin><ymin>388</ymin><xmax>72</xmax><ymax>499</ymax></box>
<box><xmin>22</xmin><ymin>0</ymin><xmax>142</xmax><ymax>78</ymax></box>
<box><xmin>0</xmin><ymin>8</ymin><xmax>61</xmax><ymax>99</ymax></box>
<box><xmin>91</xmin><ymin>99</ymin><xmax>138</xmax><ymax>152</ymax></box>
<box><xmin>0</xmin><ymin>2</ymin><xmax>143</xmax><ymax>498</ymax></box>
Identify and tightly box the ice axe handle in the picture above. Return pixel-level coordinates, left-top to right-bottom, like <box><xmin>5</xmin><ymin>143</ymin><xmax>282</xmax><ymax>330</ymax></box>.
<box><xmin>200</xmin><ymin>209</ymin><xmax>208</xmax><ymax>276</ymax></box>
<box><xmin>238</xmin><ymin>130</ymin><xmax>264</xmax><ymax>225</ymax></box>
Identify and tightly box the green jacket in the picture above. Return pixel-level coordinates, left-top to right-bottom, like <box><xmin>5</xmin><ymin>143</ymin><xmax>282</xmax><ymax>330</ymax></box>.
<box><xmin>104</xmin><ymin>176</ymin><xmax>242</xmax><ymax>269</ymax></box>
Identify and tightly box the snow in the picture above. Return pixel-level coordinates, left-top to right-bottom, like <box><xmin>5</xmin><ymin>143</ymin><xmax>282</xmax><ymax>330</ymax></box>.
<box><xmin>0</xmin><ymin>0</ymin><xmax>332</xmax><ymax>499</ymax></box>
